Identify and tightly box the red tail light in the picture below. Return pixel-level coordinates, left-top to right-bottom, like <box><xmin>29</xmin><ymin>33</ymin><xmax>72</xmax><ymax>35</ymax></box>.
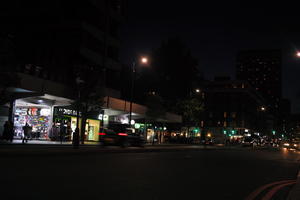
<box><xmin>118</xmin><ymin>133</ymin><xmax>128</xmax><ymax>136</ymax></box>
<box><xmin>98</xmin><ymin>133</ymin><xmax>106</xmax><ymax>136</ymax></box>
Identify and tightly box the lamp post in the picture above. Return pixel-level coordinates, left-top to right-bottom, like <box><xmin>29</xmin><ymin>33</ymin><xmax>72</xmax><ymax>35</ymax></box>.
<box><xmin>73</xmin><ymin>76</ymin><xmax>84</xmax><ymax>149</ymax></box>
<box><xmin>129</xmin><ymin>56</ymin><xmax>148</xmax><ymax>127</ymax></box>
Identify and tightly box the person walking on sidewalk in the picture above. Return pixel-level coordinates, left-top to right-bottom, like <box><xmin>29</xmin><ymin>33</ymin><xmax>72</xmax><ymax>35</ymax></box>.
<box><xmin>22</xmin><ymin>123</ymin><xmax>31</xmax><ymax>144</ymax></box>
<box><xmin>7</xmin><ymin>120</ymin><xmax>14</xmax><ymax>143</ymax></box>
<box><xmin>2</xmin><ymin>121</ymin><xmax>10</xmax><ymax>141</ymax></box>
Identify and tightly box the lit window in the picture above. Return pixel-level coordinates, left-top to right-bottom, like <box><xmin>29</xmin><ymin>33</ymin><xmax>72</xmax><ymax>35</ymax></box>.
<box><xmin>224</xmin><ymin>112</ymin><xmax>227</xmax><ymax>118</ymax></box>
<box><xmin>242</xmin><ymin>84</ymin><xmax>245</xmax><ymax>88</ymax></box>
<box><xmin>231</xmin><ymin>112</ymin><xmax>237</xmax><ymax>118</ymax></box>
<box><xmin>223</xmin><ymin>121</ymin><xmax>227</xmax><ymax>127</ymax></box>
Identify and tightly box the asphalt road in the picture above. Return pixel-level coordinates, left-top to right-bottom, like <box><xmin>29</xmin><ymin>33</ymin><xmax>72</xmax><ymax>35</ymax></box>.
<box><xmin>1</xmin><ymin>147</ymin><xmax>300</xmax><ymax>200</ymax></box>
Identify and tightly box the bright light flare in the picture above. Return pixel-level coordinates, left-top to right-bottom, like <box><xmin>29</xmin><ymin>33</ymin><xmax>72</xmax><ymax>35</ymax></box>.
<box><xmin>141</xmin><ymin>57</ymin><xmax>148</xmax><ymax>64</ymax></box>
<box><xmin>283</xmin><ymin>143</ymin><xmax>290</xmax><ymax>147</ymax></box>
<box><xmin>297</xmin><ymin>52</ymin><xmax>300</xmax><ymax>57</ymax></box>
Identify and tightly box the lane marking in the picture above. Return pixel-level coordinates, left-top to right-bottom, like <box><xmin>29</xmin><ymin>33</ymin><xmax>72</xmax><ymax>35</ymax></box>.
<box><xmin>244</xmin><ymin>180</ymin><xmax>295</xmax><ymax>200</ymax></box>
<box><xmin>261</xmin><ymin>181</ymin><xmax>296</xmax><ymax>200</ymax></box>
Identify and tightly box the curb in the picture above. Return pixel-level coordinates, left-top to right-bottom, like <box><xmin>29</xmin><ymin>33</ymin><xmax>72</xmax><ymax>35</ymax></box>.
<box><xmin>287</xmin><ymin>169</ymin><xmax>300</xmax><ymax>200</ymax></box>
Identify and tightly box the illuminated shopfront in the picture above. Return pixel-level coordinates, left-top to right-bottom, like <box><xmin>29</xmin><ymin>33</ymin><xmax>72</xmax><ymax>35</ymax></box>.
<box><xmin>53</xmin><ymin>107</ymin><xmax>101</xmax><ymax>141</ymax></box>
<box><xmin>14</xmin><ymin>106</ymin><xmax>51</xmax><ymax>139</ymax></box>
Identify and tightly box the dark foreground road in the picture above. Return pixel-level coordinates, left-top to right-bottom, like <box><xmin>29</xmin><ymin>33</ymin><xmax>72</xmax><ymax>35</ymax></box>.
<box><xmin>1</xmin><ymin>148</ymin><xmax>299</xmax><ymax>200</ymax></box>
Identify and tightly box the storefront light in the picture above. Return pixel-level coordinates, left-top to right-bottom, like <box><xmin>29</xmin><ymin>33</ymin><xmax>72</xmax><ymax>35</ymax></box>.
<box><xmin>135</xmin><ymin>123</ymin><xmax>141</xmax><ymax>129</ymax></box>
<box><xmin>130</xmin><ymin>120</ymin><xmax>135</xmax><ymax>125</ymax></box>
<box><xmin>98</xmin><ymin>114</ymin><xmax>109</xmax><ymax>121</ymax></box>
<box><xmin>40</xmin><ymin>108</ymin><xmax>50</xmax><ymax>116</ymax></box>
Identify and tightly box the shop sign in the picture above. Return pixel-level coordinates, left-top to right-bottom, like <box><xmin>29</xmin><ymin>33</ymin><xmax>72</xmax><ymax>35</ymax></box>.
<box><xmin>55</xmin><ymin>108</ymin><xmax>81</xmax><ymax>117</ymax></box>
<box><xmin>98</xmin><ymin>114</ymin><xmax>109</xmax><ymax>121</ymax></box>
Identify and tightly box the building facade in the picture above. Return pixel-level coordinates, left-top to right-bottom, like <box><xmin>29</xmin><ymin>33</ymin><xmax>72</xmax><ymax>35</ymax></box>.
<box><xmin>0</xmin><ymin>0</ymin><xmax>125</xmax><ymax>92</ymax></box>
<box><xmin>236</xmin><ymin>50</ymin><xmax>282</xmax><ymax>112</ymax></box>
<box><xmin>200</xmin><ymin>77</ymin><xmax>273</xmax><ymax>142</ymax></box>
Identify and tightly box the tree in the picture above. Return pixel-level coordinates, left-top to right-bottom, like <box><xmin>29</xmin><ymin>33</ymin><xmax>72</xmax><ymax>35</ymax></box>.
<box><xmin>151</xmin><ymin>37</ymin><xmax>200</xmax><ymax>103</ymax></box>
<box><xmin>73</xmin><ymin>66</ymin><xmax>105</xmax><ymax>145</ymax></box>
<box><xmin>177</xmin><ymin>96</ymin><xmax>204</xmax><ymax>136</ymax></box>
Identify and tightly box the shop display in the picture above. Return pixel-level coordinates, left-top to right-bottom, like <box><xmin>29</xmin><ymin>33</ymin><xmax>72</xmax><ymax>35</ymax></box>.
<box><xmin>14</xmin><ymin>107</ymin><xmax>51</xmax><ymax>139</ymax></box>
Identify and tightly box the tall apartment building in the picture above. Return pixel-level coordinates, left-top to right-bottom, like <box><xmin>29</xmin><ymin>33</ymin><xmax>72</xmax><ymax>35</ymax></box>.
<box><xmin>236</xmin><ymin>50</ymin><xmax>282</xmax><ymax>112</ymax></box>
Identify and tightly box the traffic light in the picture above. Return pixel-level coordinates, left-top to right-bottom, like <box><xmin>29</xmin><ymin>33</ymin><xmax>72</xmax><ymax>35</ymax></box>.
<box><xmin>223</xmin><ymin>130</ymin><xmax>227</xmax><ymax>135</ymax></box>
<box><xmin>231</xmin><ymin>130</ymin><xmax>235</xmax><ymax>135</ymax></box>
<box><xmin>272</xmin><ymin>130</ymin><xmax>276</xmax><ymax>135</ymax></box>
<box><xmin>194</xmin><ymin>128</ymin><xmax>199</xmax><ymax>133</ymax></box>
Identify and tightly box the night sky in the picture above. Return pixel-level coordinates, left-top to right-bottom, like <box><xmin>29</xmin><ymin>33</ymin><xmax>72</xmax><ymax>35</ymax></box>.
<box><xmin>120</xmin><ymin>1</ymin><xmax>300</xmax><ymax>113</ymax></box>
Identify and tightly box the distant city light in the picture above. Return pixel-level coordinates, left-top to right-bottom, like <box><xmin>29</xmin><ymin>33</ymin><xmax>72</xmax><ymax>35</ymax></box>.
<box><xmin>195</xmin><ymin>89</ymin><xmax>200</xmax><ymax>93</ymax></box>
<box><xmin>261</xmin><ymin>106</ymin><xmax>266</xmax><ymax>111</ymax></box>
<box><xmin>297</xmin><ymin>52</ymin><xmax>300</xmax><ymax>57</ymax></box>
<box><xmin>245</xmin><ymin>129</ymin><xmax>249</xmax><ymax>133</ymax></box>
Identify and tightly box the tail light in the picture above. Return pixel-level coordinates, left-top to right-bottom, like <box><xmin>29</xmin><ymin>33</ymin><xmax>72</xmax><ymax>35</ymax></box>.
<box><xmin>99</xmin><ymin>133</ymin><xmax>106</xmax><ymax>136</ymax></box>
<box><xmin>118</xmin><ymin>133</ymin><xmax>128</xmax><ymax>136</ymax></box>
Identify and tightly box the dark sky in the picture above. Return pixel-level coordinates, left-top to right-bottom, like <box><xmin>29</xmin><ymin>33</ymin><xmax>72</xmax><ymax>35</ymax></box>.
<box><xmin>120</xmin><ymin>1</ymin><xmax>300</xmax><ymax>113</ymax></box>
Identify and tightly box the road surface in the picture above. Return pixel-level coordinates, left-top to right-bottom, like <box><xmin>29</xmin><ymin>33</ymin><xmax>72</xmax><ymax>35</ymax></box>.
<box><xmin>0</xmin><ymin>146</ymin><xmax>299</xmax><ymax>200</ymax></box>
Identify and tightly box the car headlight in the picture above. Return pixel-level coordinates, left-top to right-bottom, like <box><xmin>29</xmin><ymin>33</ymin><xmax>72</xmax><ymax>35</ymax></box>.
<box><xmin>293</xmin><ymin>144</ymin><xmax>297</xmax><ymax>147</ymax></box>
<box><xmin>284</xmin><ymin>143</ymin><xmax>290</xmax><ymax>146</ymax></box>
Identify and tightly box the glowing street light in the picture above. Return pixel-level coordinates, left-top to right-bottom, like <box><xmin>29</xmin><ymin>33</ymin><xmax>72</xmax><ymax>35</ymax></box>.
<box><xmin>195</xmin><ymin>89</ymin><xmax>200</xmax><ymax>93</ymax></box>
<box><xmin>296</xmin><ymin>52</ymin><xmax>300</xmax><ymax>57</ymax></box>
<box><xmin>261</xmin><ymin>106</ymin><xmax>266</xmax><ymax>111</ymax></box>
<box><xmin>141</xmin><ymin>57</ymin><xmax>148</xmax><ymax>64</ymax></box>
<box><xmin>129</xmin><ymin>56</ymin><xmax>149</xmax><ymax>127</ymax></box>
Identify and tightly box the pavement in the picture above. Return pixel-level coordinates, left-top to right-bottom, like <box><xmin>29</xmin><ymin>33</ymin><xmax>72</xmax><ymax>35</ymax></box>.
<box><xmin>287</xmin><ymin>169</ymin><xmax>300</xmax><ymax>200</ymax></box>
<box><xmin>0</xmin><ymin>144</ymin><xmax>300</xmax><ymax>200</ymax></box>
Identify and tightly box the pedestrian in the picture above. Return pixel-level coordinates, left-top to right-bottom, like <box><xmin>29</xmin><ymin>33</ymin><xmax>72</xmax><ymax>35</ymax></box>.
<box><xmin>8</xmin><ymin>120</ymin><xmax>14</xmax><ymax>143</ymax></box>
<box><xmin>66</xmin><ymin>122</ymin><xmax>72</xmax><ymax>141</ymax></box>
<box><xmin>22</xmin><ymin>123</ymin><xmax>31</xmax><ymax>144</ymax></box>
<box><xmin>2</xmin><ymin>121</ymin><xmax>10</xmax><ymax>141</ymax></box>
<box><xmin>59</xmin><ymin>124</ymin><xmax>66</xmax><ymax>144</ymax></box>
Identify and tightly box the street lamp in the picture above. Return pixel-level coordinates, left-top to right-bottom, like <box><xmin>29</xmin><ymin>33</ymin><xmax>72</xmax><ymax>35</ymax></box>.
<box><xmin>296</xmin><ymin>52</ymin><xmax>300</xmax><ymax>57</ymax></box>
<box><xmin>129</xmin><ymin>56</ymin><xmax>148</xmax><ymax>127</ymax></box>
<box><xmin>195</xmin><ymin>89</ymin><xmax>200</xmax><ymax>93</ymax></box>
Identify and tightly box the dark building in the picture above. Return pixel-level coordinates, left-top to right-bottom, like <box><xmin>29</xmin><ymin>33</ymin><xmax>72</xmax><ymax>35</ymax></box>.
<box><xmin>290</xmin><ymin>114</ymin><xmax>300</xmax><ymax>140</ymax></box>
<box><xmin>0</xmin><ymin>0</ymin><xmax>126</xmax><ymax>136</ymax></box>
<box><xmin>236</xmin><ymin>50</ymin><xmax>282</xmax><ymax>112</ymax></box>
<box><xmin>201</xmin><ymin>77</ymin><xmax>274</xmax><ymax>142</ymax></box>
<box><xmin>0</xmin><ymin>0</ymin><xmax>125</xmax><ymax>93</ymax></box>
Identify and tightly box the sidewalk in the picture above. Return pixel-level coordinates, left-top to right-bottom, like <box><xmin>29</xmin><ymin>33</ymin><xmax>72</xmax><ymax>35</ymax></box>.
<box><xmin>287</xmin><ymin>170</ymin><xmax>300</xmax><ymax>200</ymax></box>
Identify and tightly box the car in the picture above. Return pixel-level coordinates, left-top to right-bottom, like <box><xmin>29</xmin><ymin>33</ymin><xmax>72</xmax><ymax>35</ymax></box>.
<box><xmin>242</xmin><ymin>137</ymin><xmax>259</xmax><ymax>147</ymax></box>
<box><xmin>99</xmin><ymin>127</ymin><xmax>145</xmax><ymax>148</ymax></box>
<box><xmin>282</xmin><ymin>140</ymin><xmax>300</xmax><ymax>150</ymax></box>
